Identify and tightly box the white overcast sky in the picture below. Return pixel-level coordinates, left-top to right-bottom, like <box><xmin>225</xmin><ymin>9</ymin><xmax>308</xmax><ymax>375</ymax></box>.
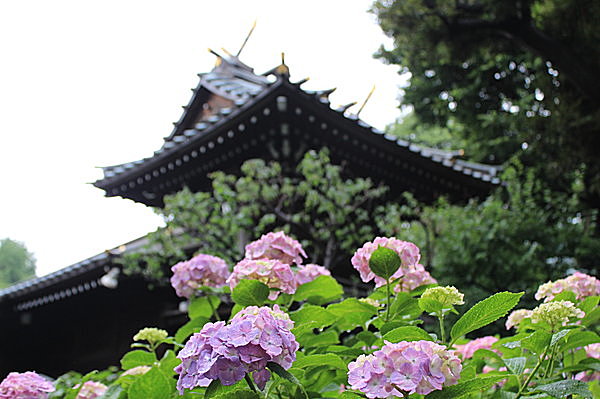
<box><xmin>0</xmin><ymin>0</ymin><xmax>409</xmax><ymax>277</ymax></box>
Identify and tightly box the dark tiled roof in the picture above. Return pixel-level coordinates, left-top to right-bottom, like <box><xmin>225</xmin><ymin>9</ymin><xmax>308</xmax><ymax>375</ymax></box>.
<box><xmin>95</xmin><ymin>54</ymin><xmax>500</xmax><ymax>191</ymax></box>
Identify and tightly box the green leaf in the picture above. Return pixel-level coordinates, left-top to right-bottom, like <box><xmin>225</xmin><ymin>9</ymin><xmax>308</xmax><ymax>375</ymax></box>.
<box><xmin>120</xmin><ymin>350</ymin><xmax>157</xmax><ymax>370</ymax></box>
<box><xmin>189</xmin><ymin>296</ymin><xmax>221</xmax><ymax>319</ymax></box>
<box><xmin>158</xmin><ymin>350</ymin><xmax>180</xmax><ymax>376</ymax></box>
<box><xmin>521</xmin><ymin>331</ymin><xmax>551</xmax><ymax>354</ymax></box>
<box><xmin>298</xmin><ymin>330</ymin><xmax>339</xmax><ymax>348</ymax></box>
<box><xmin>551</xmin><ymin>290</ymin><xmax>576</xmax><ymax>303</ymax></box>
<box><xmin>534</xmin><ymin>379</ymin><xmax>592</xmax><ymax>398</ymax></box>
<box><xmin>418</xmin><ymin>296</ymin><xmax>444</xmax><ymax>314</ymax></box>
<box><xmin>128</xmin><ymin>367</ymin><xmax>172</xmax><ymax>399</ymax></box>
<box><xmin>293</xmin><ymin>354</ymin><xmax>347</xmax><ymax>371</ymax></box>
<box><xmin>368</xmin><ymin>246</ymin><xmax>401</xmax><ymax>280</ymax></box>
<box><xmin>327</xmin><ymin>298</ymin><xmax>378</xmax><ymax>331</ymax></box>
<box><xmin>426</xmin><ymin>376</ymin><xmax>507</xmax><ymax>399</ymax></box>
<box><xmin>389</xmin><ymin>292</ymin><xmax>422</xmax><ymax>318</ymax></box>
<box><xmin>578</xmin><ymin>296</ymin><xmax>599</xmax><ymax>314</ymax></box>
<box><xmin>231</xmin><ymin>279</ymin><xmax>269</xmax><ymax>306</ymax></box>
<box><xmin>450</xmin><ymin>292</ymin><xmax>523</xmax><ymax>344</ymax></box>
<box><xmin>290</xmin><ymin>304</ymin><xmax>337</xmax><ymax>329</ymax></box>
<box><xmin>561</xmin><ymin>330</ymin><xmax>600</xmax><ymax>352</ymax></box>
<box><xmin>266</xmin><ymin>362</ymin><xmax>308</xmax><ymax>399</ymax></box>
<box><xmin>98</xmin><ymin>385</ymin><xmax>125</xmax><ymax>399</ymax></box>
<box><xmin>175</xmin><ymin>317</ymin><xmax>209</xmax><ymax>344</ymax></box>
<box><xmin>212</xmin><ymin>389</ymin><xmax>259</xmax><ymax>399</ymax></box>
<box><xmin>503</xmin><ymin>357</ymin><xmax>526</xmax><ymax>375</ymax></box>
<box><xmin>550</xmin><ymin>329</ymin><xmax>570</xmax><ymax>347</ymax></box>
<box><xmin>294</xmin><ymin>275</ymin><xmax>343</xmax><ymax>305</ymax></box>
<box><xmin>383</xmin><ymin>326</ymin><xmax>433</xmax><ymax>343</ymax></box>
<box><xmin>581</xmin><ymin>306</ymin><xmax>600</xmax><ymax>327</ymax></box>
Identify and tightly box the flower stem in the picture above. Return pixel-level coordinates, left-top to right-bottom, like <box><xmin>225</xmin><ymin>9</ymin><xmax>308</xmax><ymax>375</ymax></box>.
<box><xmin>515</xmin><ymin>345</ymin><xmax>549</xmax><ymax>399</ymax></box>
<box><xmin>207</xmin><ymin>296</ymin><xmax>221</xmax><ymax>321</ymax></box>
<box><xmin>244</xmin><ymin>374</ymin><xmax>257</xmax><ymax>393</ymax></box>
<box><xmin>385</xmin><ymin>277</ymin><xmax>391</xmax><ymax>322</ymax></box>
<box><xmin>439</xmin><ymin>313</ymin><xmax>446</xmax><ymax>344</ymax></box>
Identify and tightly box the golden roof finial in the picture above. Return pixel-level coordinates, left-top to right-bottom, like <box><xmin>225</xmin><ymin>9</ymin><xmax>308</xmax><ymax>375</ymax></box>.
<box><xmin>275</xmin><ymin>52</ymin><xmax>290</xmax><ymax>76</ymax></box>
<box><xmin>236</xmin><ymin>19</ymin><xmax>257</xmax><ymax>57</ymax></box>
<box><xmin>356</xmin><ymin>85</ymin><xmax>376</xmax><ymax>117</ymax></box>
<box><xmin>208</xmin><ymin>48</ymin><xmax>223</xmax><ymax>66</ymax></box>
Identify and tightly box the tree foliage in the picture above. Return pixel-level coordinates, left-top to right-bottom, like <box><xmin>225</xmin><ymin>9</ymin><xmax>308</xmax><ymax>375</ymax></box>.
<box><xmin>124</xmin><ymin>149</ymin><xmax>400</xmax><ymax>281</ymax></box>
<box><xmin>0</xmin><ymin>238</ymin><xmax>36</xmax><ymax>288</ymax></box>
<box><xmin>372</xmin><ymin>0</ymin><xmax>600</xmax><ymax>210</ymax></box>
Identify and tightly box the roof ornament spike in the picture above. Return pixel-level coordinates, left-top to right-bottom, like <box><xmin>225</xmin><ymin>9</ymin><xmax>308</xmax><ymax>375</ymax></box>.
<box><xmin>236</xmin><ymin>19</ymin><xmax>257</xmax><ymax>57</ymax></box>
<box><xmin>356</xmin><ymin>85</ymin><xmax>376</xmax><ymax>118</ymax></box>
<box><xmin>275</xmin><ymin>52</ymin><xmax>290</xmax><ymax>77</ymax></box>
<box><xmin>339</xmin><ymin>101</ymin><xmax>358</xmax><ymax>112</ymax></box>
<box><xmin>208</xmin><ymin>48</ymin><xmax>224</xmax><ymax>66</ymax></box>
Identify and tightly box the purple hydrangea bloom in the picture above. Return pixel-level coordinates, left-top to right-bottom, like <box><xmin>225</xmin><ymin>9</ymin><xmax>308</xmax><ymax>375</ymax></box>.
<box><xmin>170</xmin><ymin>254</ymin><xmax>230</xmax><ymax>298</ymax></box>
<box><xmin>244</xmin><ymin>232</ymin><xmax>307</xmax><ymax>265</ymax></box>
<box><xmin>0</xmin><ymin>371</ymin><xmax>55</xmax><ymax>399</ymax></box>
<box><xmin>348</xmin><ymin>340</ymin><xmax>461</xmax><ymax>398</ymax></box>
<box><xmin>175</xmin><ymin>305</ymin><xmax>298</xmax><ymax>393</ymax></box>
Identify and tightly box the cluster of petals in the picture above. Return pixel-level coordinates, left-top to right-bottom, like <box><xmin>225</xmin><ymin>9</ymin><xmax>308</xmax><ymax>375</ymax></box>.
<box><xmin>228</xmin><ymin>258</ymin><xmax>296</xmax><ymax>300</ymax></box>
<box><xmin>421</xmin><ymin>286</ymin><xmax>465</xmax><ymax>308</ymax></box>
<box><xmin>170</xmin><ymin>254</ymin><xmax>230</xmax><ymax>298</ymax></box>
<box><xmin>74</xmin><ymin>381</ymin><xmax>108</xmax><ymax>399</ymax></box>
<box><xmin>0</xmin><ymin>371</ymin><xmax>55</xmax><ymax>399</ymax></box>
<box><xmin>454</xmin><ymin>336</ymin><xmax>499</xmax><ymax>359</ymax></box>
<box><xmin>531</xmin><ymin>300</ymin><xmax>585</xmax><ymax>328</ymax></box>
<box><xmin>244</xmin><ymin>232</ymin><xmax>307</xmax><ymax>265</ymax></box>
<box><xmin>347</xmin><ymin>340</ymin><xmax>461</xmax><ymax>397</ymax></box>
<box><xmin>175</xmin><ymin>305</ymin><xmax>298</xmax><ymax>393</ymax></box>
<box><xmin>395</xmin><ymin>264</ymin><xmax>437</xmax><ymax>293</ymax></box>
<box><xmin>295</xmin><ymin>263</ymin><xmax>330</xmax><ymax>285</ymax></box>
<box><xmin>505</xmin><ymin>309</ymin><xmax>533</xmax><ymax>330</ymax></box>
<box><xmin>535</xmin><ymin>272</ymin><xmax>600</xmax><ymax>302</ymax></box>
<box><xmin>351</xmin><ymin>237</ymin><xmax>423</xmax><ymax>288</ymax></box>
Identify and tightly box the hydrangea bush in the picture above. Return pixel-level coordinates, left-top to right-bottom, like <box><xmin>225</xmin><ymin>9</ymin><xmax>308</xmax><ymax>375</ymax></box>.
<box><xmin>3</xmin><ymin>231</ymin><xmax>598</xmax><ymax>398</ymax></box>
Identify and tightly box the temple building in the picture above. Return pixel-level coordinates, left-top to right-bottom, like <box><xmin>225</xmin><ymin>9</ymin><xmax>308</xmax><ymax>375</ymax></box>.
<box><xmin>0</xmin><ymin>53</ymin><xmax>500</xmax><ymax>377</ymax></box>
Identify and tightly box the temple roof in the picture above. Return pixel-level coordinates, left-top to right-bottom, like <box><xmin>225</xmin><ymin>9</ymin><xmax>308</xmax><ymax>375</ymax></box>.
<box><xmin>94</xmin><ymin>53</ymin><xmax>501</xmax><ymax>206</ymax></box>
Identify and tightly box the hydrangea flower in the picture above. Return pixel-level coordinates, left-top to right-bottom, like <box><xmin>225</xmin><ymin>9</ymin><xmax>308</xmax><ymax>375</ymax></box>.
<box><xmin>351</xmin><ymin>237</ymin><xmax>422</xmax><ymax>287</ymax></box>
<box><xmin>0</xmin><ymin>371</ymin><xmax>55</xmax><ymax>399</ymax></box>
<box><xmin>175</xmin><ymin>305</ymin><xmax>298</xmax><ymax>393</ymax></box>
<box><xmin>227</xmin><ymin>259</ymin><xmax>296</xmax><ymax>300</ymax></box>
<box><xmin>133</xmin><ymin>327</ymin><xmax>168</xmax><ymax>344</ymax></box>
<box><xmin>295</xmin><ymin>264</ymin><xmax>330</xmax><ymax>285</ymax></box>
<box><xmin>121</xmin><ymin>366</ymin><xmax>151</xmax><ymax>376</ymax></box>
<box><xmin>170</xmin><ymin>254</ymin><xmax>230</xmax><ymax>298</ymax></box>
<box><xmin>505</xmin><ymin>309</ymin><xmax>533</xmax><ymax>330</ymax></box>
<box><xmin>535</xmin><ymin>272</ymin><xmax>600</xmax><ymax>302</ymax></box>
<box><xmin>454</xmin><ymin>336</ymin><xmax>499</xmax><ymax>359</ymax></box>
<box><xmin>74</xmin><ymin>381</ymin><xmax>108</xmax><ymax>399</ymax></box>
<box><xmin>531</xmin><ymin>300</ymin><xmax>585</xmax><ymax>329</ymax></box>
<box><xmin>347</xmin><ymin>340</ymin><xmax>461</xmax><ymax>397</ymax></box>
<box><xmin>575</xmin><ymin>343</ymin><xmax>600</xmax><ymax>382</ymax></box>
<box><xmin>395</xmin><ymin>264</ymin><xmax>437</xmax><ymax>293</ymax></box>
<box><xmin>244</xmin><ymin>232</ymin><xmax>307</xmax><ymax>265</ymax></box>
<box><xmin>421</xmin><ymin>286</ymin><xmax>465</xmax><ymax>308</ymax></box>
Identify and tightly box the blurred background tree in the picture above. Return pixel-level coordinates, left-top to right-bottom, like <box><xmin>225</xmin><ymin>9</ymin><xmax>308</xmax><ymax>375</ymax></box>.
<box><xmin>0</xmin><ymin>238</ymin><xmax>36</xmax><ymax>288</ymax></box>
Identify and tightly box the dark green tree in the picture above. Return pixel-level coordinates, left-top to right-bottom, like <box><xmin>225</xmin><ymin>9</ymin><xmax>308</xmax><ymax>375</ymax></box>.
<box><xmin>0</xmin><ymin>238</ymin><xmax>36</xmax><ymax>288</ymax></box>
<box><xmin>372</xmin><ymin>0</ymin><xmax>600</xmax><ymax>211</ymax></box>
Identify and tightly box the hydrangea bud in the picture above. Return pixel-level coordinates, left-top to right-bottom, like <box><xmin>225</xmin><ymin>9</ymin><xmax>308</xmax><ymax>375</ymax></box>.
<box><xmin>454</xmin><ymin>336</ymin><xmax>499</xmax><ymax>359</ymax></box>
<box><xmin>421</xmin><ymin>286</ymin><xmax>464</xmax><ymax>308</ymax></box>
<box><xmin>244</xmin><ymin>232</ymin><xmax>307</xmax><ymax>265</ymax></box>
<box><xmin>133</xmin><ymin>327</ymin><xmax>168</xmax><ymax>344</ymax></box>
<box><xmin>0</xmin><ymin>371</ymin><xmax>55</xmax><ymax>399</ymax></box>
<box><xmin>347</xmin><ymin>340</ymin><xmax>461</xmax><ymax>397</ymax></box>
<box><xmin>74</xmin><ymin>381</ymin><xmax>108</xmax><ymax>399</ymax></box>
<box><xmin>535</xmin><ymin>272</ymin><xmax>600</xmax><ymax>302</ymax></box>
<box><xmin>505</xmin><ymin>309</ymin><xmax>533</xmax><ymax>330</ymax></box>
<box><xmin>227</xmin><ymin>259</ymin><xmax>296</xmax><ymax>300</ymax></box>
<box><xmin>170</xmin><ymin>254</ymin><xmax>230</xmax><ymax>298</ymax></box>
<box><xmin>121</xmin><ymin>366</ymin><xmax>151</xmax><ymax>376</ymax></box>
<box><xmin>351</xmin><ymin>237</ymin><xmax>423</xmax><ymax>288</ymax></box>
<box><xmin>295</xmin><ymin>264</ymin><xmax>330</xmax><ymax>285</ymax></box>
<box><xmin>531</xmin><ymin>300</ymin><xmax>585</xmax><ymax>329</ymax></box>
<box><xmin>175</xmin><ymin>305</ymin><xmax>298</xmax><ymax>393</ymax></box>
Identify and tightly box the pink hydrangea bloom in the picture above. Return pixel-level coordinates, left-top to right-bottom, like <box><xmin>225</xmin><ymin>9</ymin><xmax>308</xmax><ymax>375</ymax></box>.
<box><xmin>352</xmin><ymin>238</ymin><xmax>429</xmax><ymax>289</ymax></box>
<box><xmin>227</xmin><ymin>259</ymin><xmax>296</xmax><ymax>300</ymax></box>
<box><xmin>175</xmin><ymin>305</ymin><xmax>298</xmax><ymax>393</ymax></box>
<box><xmin>347</xmin><ymin>340</ymin><xmax>461</xmax><ymax>397</ymax></box>
<box><xmin>170</xmin><ymin>254</ymin><xmax>230</xmax><ymax>298</ymax></box>
<box><xmin>295</xmin><ymin>264</ymin><xmax>331</xmax><ymax>285</ymax></box>
<box><xmin>395</xmin><ymin>264</ymin><xmax>437</xmax><ymax>293</ymax></box>
<box><xmin>585</xmin><ymin>343</ymin><xmax>600</xmax><ymax>359</ymax></box>
<box><xmin>505</xmin><ymin>309</ymin><xmax>533</xmax><ymax>330</ymax></box>
<box><xmin>245</xmin><ymin>232</ymin><xmax>307</xmax><ymax>265</ymax></box>
<box><xmin>454</xmin><ymin>336</ymin><xmax>499</xmax><ymax>359</ymax></box>
<box><xmin>574</xmin><ymin>344</ymin><xmax>600</xmax><ymax>382</ymax></box>
<box><xmin>535</xmin><ymin>272</ymin><xmax>600</xmax><ymax>302</ymax></box>
<box><xmin>0</xmin><ymin>371</ymin><xmax>55</xmax><ymax>399</ymax></box>
<box><xmin>74</xmin><ymin>381</ymin><xmax>108</xmax><ymax>399</ymax></box>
